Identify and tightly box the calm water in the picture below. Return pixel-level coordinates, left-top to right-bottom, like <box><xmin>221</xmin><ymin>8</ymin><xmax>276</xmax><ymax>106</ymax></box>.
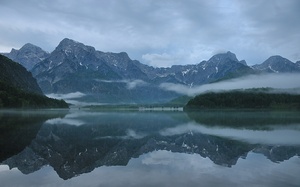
<box><xmin>0</xmin><ymin>109</ymin><xmax>300</xmax><ymax>187</ymax></box>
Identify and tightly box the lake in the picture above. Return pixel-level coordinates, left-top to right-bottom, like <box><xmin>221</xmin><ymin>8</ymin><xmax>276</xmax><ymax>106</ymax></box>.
<box><xmin>0</xmin><ymin>109</ymin><xmax>300</xmax><ymax>187</ymax></box>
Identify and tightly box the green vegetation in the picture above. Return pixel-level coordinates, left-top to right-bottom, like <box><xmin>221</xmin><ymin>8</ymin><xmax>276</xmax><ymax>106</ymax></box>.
<box><xmin>0</xmin><ymin>54</ymin><xmax>68</xmax><ymax>108</ymax></box>
<box><xmin>0</xmin><ymin>81</ymin><xmax>69</xmax><ymax>108</ymax></box>
<box><xmin>184</xmin><ymin>90</ymin><xmax>300</xmax><ymax>110</ymax></box>
<box><xmin>0</xmin><ymin>54</ymin><xmax>42</xmax><ymax>94</ymax></box>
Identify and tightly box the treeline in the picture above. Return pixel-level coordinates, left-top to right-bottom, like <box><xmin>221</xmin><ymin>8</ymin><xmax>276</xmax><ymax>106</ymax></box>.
<box><xmin>0</xmin><ymin>81</ymin><xmax>69</xmax><ymax>108</ymax></box>
<box><xmin>184</xmin><ymin>90</ymin><xmax>300</xmax><ymax>110</ymax></box>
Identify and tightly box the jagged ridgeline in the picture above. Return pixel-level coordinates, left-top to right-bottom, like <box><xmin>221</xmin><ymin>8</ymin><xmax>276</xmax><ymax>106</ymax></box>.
<box><xmin>2</xmin><ymin>38</ymin><xmax>300</xmax><ymax>104</ymax></box>
<box><xmin>0</xmin><ymin>55</ymin><xmax>68</xmax><ymax>108</ymax></box>
<box><xmin>184</xmin><ymin>89</ymin><xmax>300</xmax><ymax>110</ymax></box>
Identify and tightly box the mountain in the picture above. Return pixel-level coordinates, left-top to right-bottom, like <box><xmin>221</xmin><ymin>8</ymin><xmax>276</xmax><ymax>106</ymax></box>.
<box><xmin>2</xmin><ymin>43</ymin><xmax>49</xmax><ymax>70</ymax></box>
<box><xmin>0</xmin><ymin>54</ymin><xmax>43</xmax><ymax>94</ymax></box>
<box><xmin>31</xmin><ymin>38</ymin><xmax>179</xmax><ymax>103</ymax></box>
<box><xmin>3</xmin><ymin>38</ymin><xmax>300</xmax><ymax>104</ymax></box>
<box><xmin>162</xmin><ymin>51</ymin><xmax>255</xmax><ymax>85</ymax></box>
<box><xmin>0</xmin><ymin>54</ymin><xmax>68</xmax><ymax>108</ymax></box>
<box><xmin>31</xmin><ymin>38</ymin><xmax>149</xmax><ymax>81</ymax></box>
<box><xmin>252</xmin><ymin>55</ymin><xmax>300</xmax><ymax>73</ymax></box>
<box><xmin>141</xmin><ymin>51</ymin><xmax>254</xmax><ymax>85</ymax></box>
<box><xmin>29</xmin><ymin>39</ymin><xmax>258</xmax><ymax>103</ymax></box>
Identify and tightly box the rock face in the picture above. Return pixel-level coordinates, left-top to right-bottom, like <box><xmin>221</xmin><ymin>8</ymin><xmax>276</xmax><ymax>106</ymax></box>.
<box><xmin>28</xmin><ymin>39</ymin><xmax>256</xmax><ymax>103</ymax></box>
<box><xmin>30</xmin><ymin>39</ymin><xmax>178</xmax><ymax>103</ymax></box>
<box><xmin>252</xmin><ymin>55</ymin><xmax>300</xmax><ymax>73</ymax></box>
<box><xmin>0</xmin><ymin>54</ymin><xmax>43</xmax><ymax>95</ymax></box>
<box><xmin>2</xmin><ymin>43</ymin><xmax>49</xmax><ymax>71</ymax></box>
<box><xmin>162</xmin><ymin>51</ymin><xmax>254</xmax><ymax>85</ymax></box>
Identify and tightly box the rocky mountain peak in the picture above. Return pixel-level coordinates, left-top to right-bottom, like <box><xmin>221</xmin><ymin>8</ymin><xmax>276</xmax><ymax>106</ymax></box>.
<box><xmin>2</xmin><ymin>43</ymin><xmax>49</xmax><ymax>70</ymax></box>
<box><xmin>57</xmin><ymin>38</ymin><xmax>79</xmax><ymax>47</ymax></box>
<box><xmin>21</xmin><ymin>43</ymin><xmax>41</xmax><ymax>50</ymax></box>
<box><xmin>208</xmin><ymin>51</ymin><xmax>240</xmax><ymax>65</ymax></box>
<box><xmin>56</xmin><ymin>38</ymin><xmax>95</xmax><ymax>53</ymax></box>
<box><xmin>14</xmin><ymin>43</ymin><xmax>48</xmax><ymax>57</ymax></box>
<box><xmin>252</xmin><ymin>55</ymin><xmax>300</xmax><ymax>73</ymax></box>
<box><xmin>263</xmin><ymin>55</ymin><xmax>289</xmax><ymax>65</ymax></box>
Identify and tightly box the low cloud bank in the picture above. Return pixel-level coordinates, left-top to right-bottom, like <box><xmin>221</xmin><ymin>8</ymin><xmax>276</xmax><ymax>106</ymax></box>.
<box><xmin>160</xmin><ymin>73</ymin><xmax>300</xmax><ymax>96</ymax></box>
<box><xmin>95</xmin><ymin>79</ymin><xmax>147</xmax><ymax>89</ymax></box>
<box><xmin>46</xmin><ymin>92</ymin><xmax>86</xmax><ymax>100</ymax></box>
<box><xmin>46</xmin><ymin>92</ymin><xmax>95</xmax><ymax>106</ymax></box>
<box><xmin>159</xmin><ymin>122</ymin><xmax>300</xmax><ymax>146</ymax></box>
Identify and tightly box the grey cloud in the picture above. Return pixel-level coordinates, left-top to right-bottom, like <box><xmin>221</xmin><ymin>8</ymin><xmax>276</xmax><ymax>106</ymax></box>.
<box><xmin>0</xmin><ymin>0</ymin><xmax>299</xmax><ymax>66</ymax></box>
<box><xmin>95</xmin><ymin>79</ymin><xmax>147</xmax><ymax>89</ymax></box>
<box><xmin>142</xmin><ymin>53</ymin><xmax>180</xmax><ymax>67</ymax></box>
<box><xmin>46</xmin><ymin>92</ymin><xmax>86</xmax><ymax>100</ymax></box>
<box><xmin>125</xmin><ymin>80</ymin><xmax>147</xmax><ymax>89</ymax></box>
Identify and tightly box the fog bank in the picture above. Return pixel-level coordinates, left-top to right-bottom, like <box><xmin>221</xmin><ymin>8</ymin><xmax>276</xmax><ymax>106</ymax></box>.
<box><xmin>160</xmin><ymin>73</ymin><xmax>300</xmax><ymax>96</ymax></box>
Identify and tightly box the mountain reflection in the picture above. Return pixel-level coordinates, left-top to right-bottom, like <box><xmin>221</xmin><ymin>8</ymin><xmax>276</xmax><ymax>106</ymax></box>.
<box><xmin>1</xmin><ymin>110</ymin><xmax>300</xmax><ymax>180</ymax></box>
<box><xmin>0</xmin><ymin>110</ymin><xmax>68</xmax><ymax>162</ymax></box>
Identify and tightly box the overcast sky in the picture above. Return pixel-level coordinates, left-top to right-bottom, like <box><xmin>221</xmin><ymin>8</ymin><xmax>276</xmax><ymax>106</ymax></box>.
<box><xmin>0</xmin><ymin>0</ymin><xmax>299</xmax><ymax>67</ymax></box>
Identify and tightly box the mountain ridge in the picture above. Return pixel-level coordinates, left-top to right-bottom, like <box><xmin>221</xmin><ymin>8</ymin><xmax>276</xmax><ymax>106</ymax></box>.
<box><xmin>252</xmin><ymin>55</ymin><xmax>300</xmax><ymax>73</ymax></box>
<box><xmin>3</xmin><ymin>38</ymin><xmax>300</xmax><ymax>104</ymax></box>
<box><xmin>2</xmin><ymin>43</ymin><xmax>49</xmax><ymax>70</ymax></box>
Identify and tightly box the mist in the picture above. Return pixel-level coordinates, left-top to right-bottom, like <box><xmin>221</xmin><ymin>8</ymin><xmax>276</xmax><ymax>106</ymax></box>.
<box><xmin>95</xmin><ymin>79</ymin><xmax>147</xmax><ymax>89</ymax></box>
<box><xmin>160</xmin><ymin>73</ymin><xmax>300</xmax><ymax>96</ymax></box>
<box><xmin>46</xmin><ymin>92</ymin><xmax>86</xmax><ymax>100</ymax></box>
<box><xmin>46</xmin><ymin>92</ymin><xmax>93</xmax><ymax>106</ymax></box>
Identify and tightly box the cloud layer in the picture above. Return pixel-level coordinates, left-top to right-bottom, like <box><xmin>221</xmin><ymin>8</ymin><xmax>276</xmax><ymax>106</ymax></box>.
<box><xmin>0</xmin><ymin>0</ymin><xmax>299</xmax><ymax>66</ymax></box>
<box><xmin>160</xmin><ymin>73</ymin><xmax>300</xmax><ymax>96</ymax></box>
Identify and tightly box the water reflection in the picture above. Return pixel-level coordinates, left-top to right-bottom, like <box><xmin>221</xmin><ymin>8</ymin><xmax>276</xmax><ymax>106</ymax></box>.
<box><xmin>0</xmin><ymin>109</ymin><xmax>299</xmax><ymax>185</ymax></box>
<box><xmin>0</xmin><ymin>109</ymin><xmax>68</xmax><ymax>162</ymax></box>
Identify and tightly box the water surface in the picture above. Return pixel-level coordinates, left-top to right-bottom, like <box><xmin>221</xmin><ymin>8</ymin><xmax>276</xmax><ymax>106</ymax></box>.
<box><xmin>0</xmin><ymin>109</ymin><xmax>299</xmax><ymax>186</ymax></box>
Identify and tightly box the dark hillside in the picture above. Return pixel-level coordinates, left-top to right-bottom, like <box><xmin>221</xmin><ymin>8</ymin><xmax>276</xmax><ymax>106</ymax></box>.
<box><xmin>0</xmin><ymin>54</ymin><xmax>43</xmax><ymax>95</ymax></box>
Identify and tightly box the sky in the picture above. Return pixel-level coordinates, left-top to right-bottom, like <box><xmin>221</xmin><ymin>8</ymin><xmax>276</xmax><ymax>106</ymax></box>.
<box><xmin>0</xmin><ymin>0</ymin><xmax>299</xmax><ymax>67</ymax></box>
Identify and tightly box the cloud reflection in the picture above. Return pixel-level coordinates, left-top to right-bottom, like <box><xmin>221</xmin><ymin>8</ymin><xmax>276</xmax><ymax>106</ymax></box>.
<box><xmin>45</xmin><ymin>118</ymin><xmax>85</xmax><ymax>126</ymax></box>
<box><xmin>159</xmin><ymin>122</ymin><xmax>300</xmax><ymax>146</ymax></box>
<box><xmin>1</xmin><ymin>150</ymin><xmax>299</xmax><ymax>187</ymax></box>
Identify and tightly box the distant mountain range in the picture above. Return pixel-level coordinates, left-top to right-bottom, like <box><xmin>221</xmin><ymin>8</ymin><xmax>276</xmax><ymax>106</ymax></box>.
<box><xmin>2</xmin><ymin>38</ymin><xmax>300</xmax><ymax>104</ymax></box>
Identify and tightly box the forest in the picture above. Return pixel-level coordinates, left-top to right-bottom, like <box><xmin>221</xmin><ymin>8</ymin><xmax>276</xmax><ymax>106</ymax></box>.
<box><xmin>0</xmin><ymin>81</ymin><xmax>68</xmax><ymax>108</ymax></box>
<box><xmin>184</xmin><ymin>90</ymin><xmax>300</xmax><ymax>110</ymax></box>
